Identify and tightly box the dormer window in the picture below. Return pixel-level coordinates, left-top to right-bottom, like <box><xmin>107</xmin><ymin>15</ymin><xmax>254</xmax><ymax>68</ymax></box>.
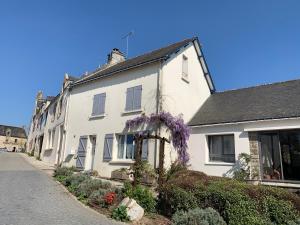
<box><xmin>182</xmin><ymin>54</ymin><xmax>189</xmax><ymax>82</ymax></box>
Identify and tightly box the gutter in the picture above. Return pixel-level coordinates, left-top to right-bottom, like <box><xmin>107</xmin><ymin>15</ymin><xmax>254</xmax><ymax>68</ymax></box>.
<box><xmin>189</xmin><ymin>116</ymin><xmax>300</xmax><ymax>128</ymax></box>
<box><xmin>71</xmin><ymin>57</ymin><xmax>165</xmax><ymax>88</ymax></box>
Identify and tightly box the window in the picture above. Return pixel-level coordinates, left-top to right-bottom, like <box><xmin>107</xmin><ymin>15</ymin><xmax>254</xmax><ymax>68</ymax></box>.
<box><xmin>182</xmin><ymin>55</ymin><xmax>188</xmax><ymax>80</ymax></box>
<box><xmin>117</xmin><ymin>134</ymin><xmax>135</xmax><ymax>159</ymax></box>
<box><xmin>208</xmin><ymin>135</ymin><xmax>235</xmax><ymax>163</ymax></box>
<box><xmin>15</xmin><ymin>139</ymin><xmax>17</xmax><ymax>143</ymax></box>
<box><xmin>125</xmin><ymin>85</ymin><xmax>142</xmax><ymax>111</ymax></box>
<box><xmin>92</xmin><ymin>93</ymin><xmax>106</xmax><ymax>116</ymax></box>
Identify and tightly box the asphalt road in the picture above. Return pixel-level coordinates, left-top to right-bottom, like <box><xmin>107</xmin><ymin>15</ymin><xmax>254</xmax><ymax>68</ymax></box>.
<box><xmin>0</xmin><ymin>152</ymin><xmax>122</xmax><ymax>225</ymax></box>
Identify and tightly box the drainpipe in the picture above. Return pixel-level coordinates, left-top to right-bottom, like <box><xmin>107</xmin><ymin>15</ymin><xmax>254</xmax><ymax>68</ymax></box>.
<box><xmin>154</xmin><ymin>60</ymin><xmax>164</xmax><ymax>169</ymax></box>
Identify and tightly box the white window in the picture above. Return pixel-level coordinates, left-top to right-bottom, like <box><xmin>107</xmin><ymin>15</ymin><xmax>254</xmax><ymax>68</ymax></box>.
<box><xmin>182</xmin><ymin>55</ymin><xmax>188</xmax><ymax>80</ymax></box>
<box><xmin>125</xmin><ymin>85</ymin><xmax>142</xmax><ymax>111</ymax></box>
<box><xmin>117</xmin><ymin>134</ymin><xmax>135</xmax><ymax>159</ymax></box>
<box><xmin>208</xmin><ymin>134</ymin><xmax>235</xmax><ymax>163</ymax></box>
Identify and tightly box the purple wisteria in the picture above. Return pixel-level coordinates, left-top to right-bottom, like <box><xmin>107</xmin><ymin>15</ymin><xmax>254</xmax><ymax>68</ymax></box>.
<box><xmin>126</xmin><ymin>112</ymin><xmax>190</xmax><ymax>164</ymax></box>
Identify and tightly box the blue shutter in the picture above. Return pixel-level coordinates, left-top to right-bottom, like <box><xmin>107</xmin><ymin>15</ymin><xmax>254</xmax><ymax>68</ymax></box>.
<box><xmin>103</xmin><ymin>134</ymin><xmax>113</xmax><ymax>161</ymax></box>
<box><xmin>92</xmin><ymin>94</ymin><xmax>101</xmax><ymax>116</ymax></box>
<box><xmin>141</xmin><ymin>139</ymin><xmax>148</xmax><ymax>160</ymax></box>
<box><xmin>133</xmin><ymin>85</ymin><xmax>142</xmax><ymax>110</ymax></box>
<box><xmin>99</xmin><ymin>93</ymin><xmax>106</xmax><ymax>114</ymax></box>
<box><xmin>125</xmin><ymin>87</ymin><xmax>134</xmax><ymax>111</ymax></box>
<box><xmin>92</xmin><ymin>93</ymin><xmax>106</xmax><ymax>116</ymax></box>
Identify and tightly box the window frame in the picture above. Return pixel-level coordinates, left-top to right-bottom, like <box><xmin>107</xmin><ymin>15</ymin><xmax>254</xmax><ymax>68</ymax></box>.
<box><xmin>207</xmin><ymin>134</ymin><xmax>235</xmax><ymax>163</ymax></box>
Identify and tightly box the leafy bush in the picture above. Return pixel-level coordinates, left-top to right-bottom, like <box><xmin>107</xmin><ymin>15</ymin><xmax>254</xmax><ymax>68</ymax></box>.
<box><xmin>262</xmin><ymin>196</ymin><xmax>298</xmax><ymax>225</ymax></box>
<box><xmin>172</xmin><ymin>207</ymin><xmax>226</xmax><ymax>225</ymax></box>
<box><xmin>159</xmin><ymin>186</ymin><xmax>197</xmax><ymax>216</ymax></box>
<box><xmin>288</xmin><ymin>218</ymin><xmax>300</xmax><ymax>225</ymax></box>
<box><xmin>226</xmin><ymin>200</ymin><xmax>270</xmax><ymax>225</ymax></box>
<box><xmin>87</xmin><ymin>189</ymin><xmax>107</xmax><ymax>206</ymax></box>
<box><xmin>159</xmin><ymin>170</ymin><xmax>300</xmax><ymax>225</ymax></box>
<box><xmin>63</xmin><ymin>174</ymin><xmax>90</xmax><ymax>193</ymax></box>
<box><xmin>111</xmin><ymin>205</ymin><xmax>129</xmax><ymax>222</ymax></box>
<box><xmin>123</xmin><ymin>182</ymin><xmax>156</xmax><ymax>212</ymax></box>
<box><xmin>53</xmin><ymin>166</ymin><xmax>76</xmax><ymax>177</ymax></box>
<box><xmin>75</xmin><ymin>179</ymin><xmax>111</xmax><ymax>198</ymax></box>
<box><xmin>166</xmin><ymin>160</ymin><xmax>187</xmax><ymax>181</ymax></box>
<box><xmin>233</xmin><ymin>153</ymin><xmax>251</xmax><ymax>181</ymax></box>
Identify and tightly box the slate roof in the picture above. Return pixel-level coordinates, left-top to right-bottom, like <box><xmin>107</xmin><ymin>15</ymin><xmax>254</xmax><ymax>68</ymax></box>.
<box><xmin>0</xmin><ymin>125</ymin><xmax>27</xmax><ymax>138</ymax></box>
<box><xmin>72</xmin><ymin>37</ymin><xmax>212</xmax><ymax>87</ymax></box>
<box><xmin>189</xmin><ymin>79</ymin><xmax>300</xmax><ymax>126</ymax></box>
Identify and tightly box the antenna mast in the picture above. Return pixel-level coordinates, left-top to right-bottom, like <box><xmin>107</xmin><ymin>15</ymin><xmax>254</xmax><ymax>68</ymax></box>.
<box><xmin>122</xmin><ymin>30</ymin><xmax>134</xmax><ymax>58</ymax></box>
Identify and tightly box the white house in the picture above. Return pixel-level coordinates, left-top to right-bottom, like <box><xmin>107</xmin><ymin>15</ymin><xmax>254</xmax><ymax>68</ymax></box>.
<box><xmin>188</xmin><ymin>80</ymin><xmax>300</xmax><ymax>187</ymax></box>
<box><xmin>27</xmin><ymin>74</ymin><xmax>77</xmax><ymax>165</ymax></box>
<box><xmin>63</xmin><ymin>37</ymin><xmax>215</xmax><ymax>177</ymax></box>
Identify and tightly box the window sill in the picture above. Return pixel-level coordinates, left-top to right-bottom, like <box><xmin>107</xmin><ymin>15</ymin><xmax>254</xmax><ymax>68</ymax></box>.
<box><xmin>109</xmin><ymin>160</ymin><xmax>135</xmax><ymax>164</ymax></box>
<box><xmin>89</xmin><ymin>114</ymin><xmax>105</xmax><ymax>120</ymax></box>
<box><xmin>205</xmin><ymin>161</ymin><xmax>235</xmax><ymax>166</ymax></box>
<box><xmin>122</xmin><ymin>109</ymin><xmax>143</xmax><ymax>116</ymax></box>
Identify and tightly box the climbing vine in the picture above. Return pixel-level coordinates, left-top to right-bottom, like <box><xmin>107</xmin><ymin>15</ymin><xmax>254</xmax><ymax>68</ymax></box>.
<box><xmin>126</xmin><ymin>112</ymin><xmax>190</xmax><ymax>164</ymax></box>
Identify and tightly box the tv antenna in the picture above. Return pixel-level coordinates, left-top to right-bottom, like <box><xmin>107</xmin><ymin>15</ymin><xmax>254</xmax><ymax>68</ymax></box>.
<box><xmin>122</xmin><ymin>30</ymin><xmax>134</xmax><ymax>58</ymax></box>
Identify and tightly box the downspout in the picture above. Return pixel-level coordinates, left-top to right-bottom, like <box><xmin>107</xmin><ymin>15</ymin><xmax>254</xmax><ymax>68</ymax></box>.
<box><xmin>61</xmin><ymin>87</ymin><xmax>71</xmax><ymax>165</ymax></box>
<box><xmin>154</xmin><ymin>59</ymin><xmax>164</xmax><ymax>168</ymax></box>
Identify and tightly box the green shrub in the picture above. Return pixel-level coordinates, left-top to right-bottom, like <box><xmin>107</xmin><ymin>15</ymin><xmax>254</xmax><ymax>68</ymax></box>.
<box><xmin>226</xmin><ymin>200</ymin><xmax>270</xmax><ymax>225</ymax></box>
<box><xmin>111</xmin><ymin>205</ymin><xmax>130</xmax><ymax>222</ymax></box>
<box><xmin>166</xmin><ymin>160</ymin><xmax>187</xmax><ymax>181</ymax></box>
<box><xmin>75</xmin><ymin>179</ymin><xmax>111</xmax><ymax>198</ymax></box>
<box><xmin>288</xmin><ymin>218</ymin><xmax>300</xmax><ymax>225</ymax></box>
<box><xmin>233</xmin><ymin>153</ymin><xmax>251</xmax><ymax>181</ymax></box>
<box><xmin>63</xmin><ymin>174</ymin><xmax>90</xmax><ymax>194</ymax></box>
<box><xmin>164</xmin><ymin>186</ymin><xmax>197</xmax><ymax>215</ymax></box>
<box><xmin>172</xmin><ymin>207</ymin><xmax>226</xmax><ymax>225</ymax></box>
<box><xmin>123</xmin><ymin>182</ymin><xmax>156</xmax><ymax>213</ymax></box>
<box><xmin>55</xmin><ymin>175</ymin><xmax>69</xmax><ymax>183</ymax></box>
<box><xmin>262</xmin><ymin>196</ymin><xmax>298</xmax><ymax>225</ymax></box>
<box><xmin>87</xmin><ymin>189</ymin><xmax>107</xmax><ymax>206</ymax></box>
<box><xmin>53</xmin><ymin>166</ymin><xmax>76</xmax><ymax>177</ymax></box>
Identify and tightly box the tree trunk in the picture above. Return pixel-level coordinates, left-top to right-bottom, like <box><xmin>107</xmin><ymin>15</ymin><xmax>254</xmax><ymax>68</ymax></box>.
<box><xmin>158</xmin><ymin>138</ymin><xmax>165</xmax><ymax>189</ymax></box>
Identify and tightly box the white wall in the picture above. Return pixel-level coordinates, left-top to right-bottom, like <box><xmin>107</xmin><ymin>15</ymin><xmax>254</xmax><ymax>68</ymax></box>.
<box><xmin>64</xmin><ymin>63</ymin><xmax>159</xmax><ymax>177</ymax></box>
<box><xmin>41</xmin><ymin>90</ymin><xmax>69</xmax><ymax>164</ymax></box>
<box><xmin>160</xmin><ymin>42</ymin><xmax>212</xmax><ymax>168</ymax></box>
<box><xmin>188</xmin><ymin>117</ymin><xmax>300</xmax><ymax>177</ymax></box>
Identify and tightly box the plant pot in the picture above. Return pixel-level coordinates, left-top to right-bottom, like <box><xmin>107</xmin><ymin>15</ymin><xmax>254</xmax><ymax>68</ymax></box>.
<box><xmin>111</xmin><ymin>170</ymin><xmax>130</xmax><ymax>180</ymax></box>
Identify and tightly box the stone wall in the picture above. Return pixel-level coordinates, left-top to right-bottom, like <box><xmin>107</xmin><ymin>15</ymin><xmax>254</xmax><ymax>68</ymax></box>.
<box><xmin>248</xmin><ymin>132</ymin><xmax>261</xmax><ymax>180</ymax></box>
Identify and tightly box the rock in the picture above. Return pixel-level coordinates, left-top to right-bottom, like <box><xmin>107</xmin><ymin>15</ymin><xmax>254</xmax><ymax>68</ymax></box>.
<box><xmin>119</xmin><ymin>197</ymin><xmax>144</xmax><ymax>221</ymax></box>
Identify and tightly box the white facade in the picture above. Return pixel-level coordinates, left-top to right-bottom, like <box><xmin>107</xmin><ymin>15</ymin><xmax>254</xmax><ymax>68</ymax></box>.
<box><xmin>188</xmin><ymin>117</ymin><xmax>300</xmax><ymax>178</ymax></box>
<box><xmin>63</xmin><ymin>41</ymin><xmax>212</xmax><ymax>177</ymax></box>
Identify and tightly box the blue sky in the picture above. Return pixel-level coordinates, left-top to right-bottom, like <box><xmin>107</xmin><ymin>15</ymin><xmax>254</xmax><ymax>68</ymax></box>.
<box><xmin>1</xmin><ymin>0</ymin><xmax>300</xmax><ymax>127</ymax></box>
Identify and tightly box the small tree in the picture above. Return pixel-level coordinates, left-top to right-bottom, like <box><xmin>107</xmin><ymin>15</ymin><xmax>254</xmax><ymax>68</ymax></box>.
<box><xmin>126</xmin><ymin>112</ymin><xmax>190</xmax><ymax>187</ymax></box>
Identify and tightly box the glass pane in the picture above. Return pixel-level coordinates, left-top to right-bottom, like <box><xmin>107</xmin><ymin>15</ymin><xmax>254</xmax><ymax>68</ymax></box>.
<box><xmin>209</xmin><ymin>136</ymin><xmax>222</xmax><ymax>161</ymax></box>
<box><xmin>117</xmin><ymin>135</ymin><xmax>125</xmax><ymax>159</ymax></box>
<box><xmin>126</xmin><ymin>134</ymin><xmax>134</xmax><ymax>159</ymax></box>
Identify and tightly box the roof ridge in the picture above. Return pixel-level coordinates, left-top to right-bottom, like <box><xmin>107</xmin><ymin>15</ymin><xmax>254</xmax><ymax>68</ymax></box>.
<box><xmin>215</xmin><ymin>78</ymin><xmax>300</xmax><ymax>95</ymax></box>
<box><xmin>78</xmin><ymin>37</ymin><xmax>196</xmax><ymax>81</ymax></box>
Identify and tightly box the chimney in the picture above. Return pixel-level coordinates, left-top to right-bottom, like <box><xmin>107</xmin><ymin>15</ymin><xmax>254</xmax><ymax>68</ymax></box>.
<box><xmin>107</xmin><ymin>48</ymin><xmax>125</xmax><ymax>66</ymax></box>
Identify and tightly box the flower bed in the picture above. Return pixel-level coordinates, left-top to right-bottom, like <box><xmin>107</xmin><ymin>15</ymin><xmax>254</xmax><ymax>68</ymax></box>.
<box><xmin>53</xmin><ymin>166</ymin><xmax>169</xmax><ymax>224</ymax></box>
<box><xmin>159</xmin><ymin>169</ymin><xmax>300</xmax><ymax>225</ymax></box>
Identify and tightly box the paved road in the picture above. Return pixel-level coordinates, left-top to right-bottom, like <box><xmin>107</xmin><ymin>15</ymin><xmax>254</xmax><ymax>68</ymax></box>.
<box><xmin>0</xmin><ymin>152</ymin><xmax>122</xmax><ymax>225</ymax></box>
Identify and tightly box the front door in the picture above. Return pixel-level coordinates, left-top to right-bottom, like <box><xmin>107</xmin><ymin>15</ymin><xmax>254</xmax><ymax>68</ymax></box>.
<box><xmin>76</xmin><ymin>136</ymin><xmax>88</xmax><ymax>170</ymax></box>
